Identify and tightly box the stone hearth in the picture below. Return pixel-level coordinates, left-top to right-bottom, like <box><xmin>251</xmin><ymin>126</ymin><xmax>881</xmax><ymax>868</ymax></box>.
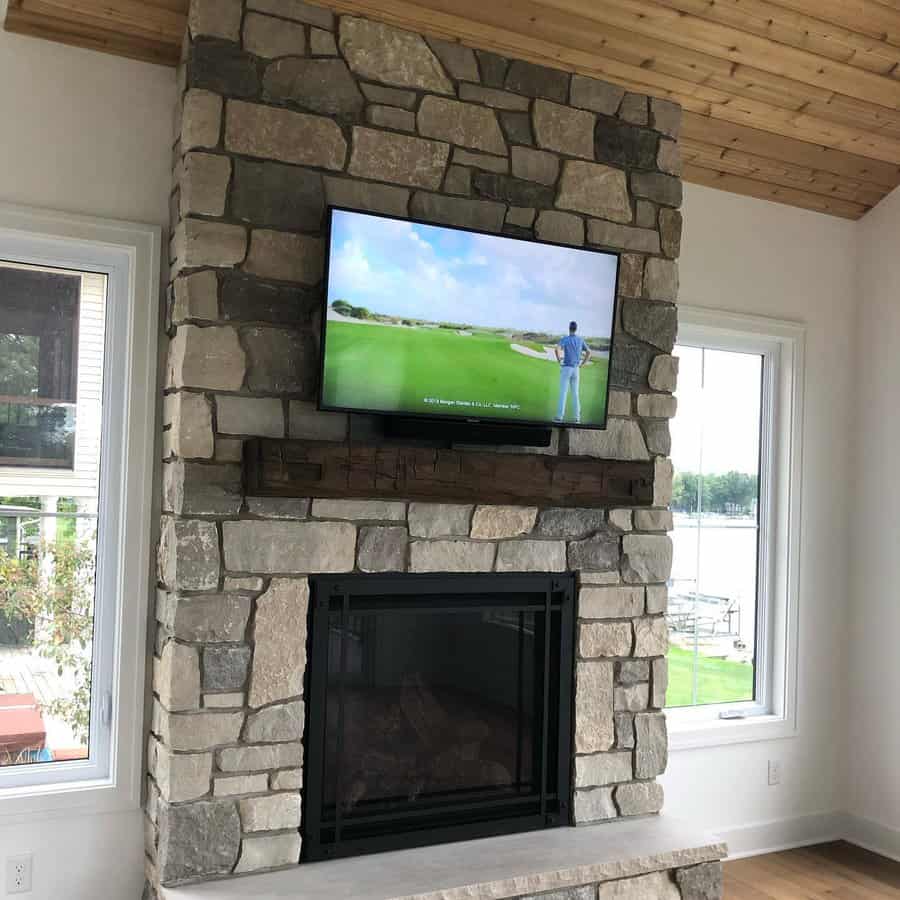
<box><xmin>143</xmin><ymin>0</ymin><xmax>724</xmax><ymax>896</ymax></box>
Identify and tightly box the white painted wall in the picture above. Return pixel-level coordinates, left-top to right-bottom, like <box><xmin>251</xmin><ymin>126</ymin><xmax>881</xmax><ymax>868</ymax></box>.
<box><xmin>0</xmin><ymin>22</ymin><xmax>175</xmax><ymax>900</ymax></box>
<box><xmin>660</xmin><ymin>183</ymin><xmax>858</xmax><ymax>853</ymax></box>
<box><xmin>844</xmin><ymin>185</ymin><xmax>900</xmax><ymax>857</ymax></box>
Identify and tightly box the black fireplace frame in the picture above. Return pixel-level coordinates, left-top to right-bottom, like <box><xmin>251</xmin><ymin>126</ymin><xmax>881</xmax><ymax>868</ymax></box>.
<box><xmin>301</xmin><ymin>572</ymin><xmax>576</xmax><ymax>862</ymax></box>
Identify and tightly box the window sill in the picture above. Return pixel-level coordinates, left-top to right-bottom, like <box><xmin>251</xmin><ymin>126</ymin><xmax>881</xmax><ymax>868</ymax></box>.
<box><xmin>0</xmin><ymin>771</ymin><xmax>139</xmax><ymax>824</ymax></box>
<box><xmin>668</xmin><ymin>711</ymin><xmax>798</xmax><ymax>751</ymax></box>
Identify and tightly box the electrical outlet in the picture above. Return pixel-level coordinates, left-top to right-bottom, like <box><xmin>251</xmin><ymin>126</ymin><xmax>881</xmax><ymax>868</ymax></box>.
<box><xmin>6</xmin><ymin>854</ymin><xmax>33</xmax><ymax>894</ymax></box>
<box><xmin>768</xmin><ymin>759</ymin><xmax>782</xmax><ymax>786</ymax></box>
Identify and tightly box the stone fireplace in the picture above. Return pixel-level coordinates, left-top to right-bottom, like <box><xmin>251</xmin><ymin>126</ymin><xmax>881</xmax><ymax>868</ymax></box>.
<box><xmin>145</xmin><ymin>0</ymin><xmax>726</xmax><ymax>896</ymax></box>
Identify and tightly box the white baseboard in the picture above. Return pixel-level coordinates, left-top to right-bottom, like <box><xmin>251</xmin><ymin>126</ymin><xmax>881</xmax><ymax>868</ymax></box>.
<box><xmin>714</xmin><ymin>811</ymin><xmax>844</xmax><ymax>859</ymax></box>
<box><xmin>841</xmin><ymin>812</ymin><xmax>900</xmax><ymax>863</ymax></box>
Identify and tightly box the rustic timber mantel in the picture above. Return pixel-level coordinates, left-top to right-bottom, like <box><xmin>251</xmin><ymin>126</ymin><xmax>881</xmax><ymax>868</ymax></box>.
<box><xmin>243</xmin><ymin>439</ymin><xmax>655</xmax><ymax>508</ymax></box>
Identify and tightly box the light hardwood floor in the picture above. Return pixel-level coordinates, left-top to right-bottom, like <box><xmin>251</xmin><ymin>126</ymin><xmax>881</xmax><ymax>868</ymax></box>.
<box><xmin>726</xmin><ymin>842</ymin><xmax>900</xmax><ymax>898</ymax></box>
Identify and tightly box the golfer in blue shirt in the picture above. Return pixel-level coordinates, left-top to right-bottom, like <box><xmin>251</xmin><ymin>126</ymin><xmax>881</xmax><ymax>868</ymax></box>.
<box><xmin>554</xmin><ymin>321</ymin><xmax>592</xmax><ymax>423</ymax></box>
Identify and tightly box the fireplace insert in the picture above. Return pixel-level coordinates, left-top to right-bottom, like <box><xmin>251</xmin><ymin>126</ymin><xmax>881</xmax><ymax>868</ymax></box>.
<box><xmin>302</xmin><ymin>573</ymin><xmax>576</xmax><ymax>861</ymax></box>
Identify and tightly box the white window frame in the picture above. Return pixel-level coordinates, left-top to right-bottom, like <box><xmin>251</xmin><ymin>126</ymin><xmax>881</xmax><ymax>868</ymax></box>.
<box><xmin>668</xmin><ymin>306</ymin><xmax>804</xmax><ymax>750</ymax></box>
<box><xmin>0</xmin><ymin>203</ymin><xmax>159</xmax><ymax>818</ymax></box>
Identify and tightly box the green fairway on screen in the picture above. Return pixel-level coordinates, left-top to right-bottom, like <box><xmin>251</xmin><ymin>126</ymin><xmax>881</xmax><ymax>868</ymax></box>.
<box><xmin>320</xmin><ymin>209</ymin><xmax>619</xmax><ymax>428</ymax></box>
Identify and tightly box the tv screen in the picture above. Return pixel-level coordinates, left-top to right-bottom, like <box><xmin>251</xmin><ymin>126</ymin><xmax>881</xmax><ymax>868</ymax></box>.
<box><xmin>318</xmin><ymin>207</ymin><xmax>620</xmax><ymax>430</ymax></box>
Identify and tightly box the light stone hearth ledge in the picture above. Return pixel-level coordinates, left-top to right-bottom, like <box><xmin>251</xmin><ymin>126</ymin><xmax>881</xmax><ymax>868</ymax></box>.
<box><xmin>160</xmin><ymin>815</ymin><xmax>726</xmax><ymax>900</ymax></box>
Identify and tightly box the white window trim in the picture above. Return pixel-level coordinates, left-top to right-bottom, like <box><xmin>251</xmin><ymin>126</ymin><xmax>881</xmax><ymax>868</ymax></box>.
<box><xmin>0</xmin><ymin>203</ymin><xmax>159</xmax><ymax>819</ymax></box>
<box><xmin>667</xmin><ymin>305</ymin><xmax>805</xmax><ymax>751</ymax></box>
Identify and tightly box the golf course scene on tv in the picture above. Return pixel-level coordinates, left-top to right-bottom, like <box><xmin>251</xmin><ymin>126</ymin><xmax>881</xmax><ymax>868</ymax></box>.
<box><xmin>320</xmin><ymin>209</ymin><xmax>619</xmax><ymax>428</ymax></box>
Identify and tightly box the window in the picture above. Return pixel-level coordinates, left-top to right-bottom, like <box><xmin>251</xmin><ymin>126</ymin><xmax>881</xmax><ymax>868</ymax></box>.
<box><xmin>0</xmin><ymin>203</ymin><xmax>158</xmax><ymax>816</ymax></box>
<box><xmin>667</xmin><ymin>307</ymin><xmax>804</xmax><ymax>748</ymax></box>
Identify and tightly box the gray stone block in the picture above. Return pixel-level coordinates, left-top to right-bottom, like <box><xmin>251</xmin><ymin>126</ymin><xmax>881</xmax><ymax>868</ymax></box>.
<box><xmin>621</xmin><ymin>534</ymin><xmax>673</xmax><ymax>583</ymax></box>
<box><xmin>635</xmin><ymin>712</ymin><xmax>667</xmax><ymax>777</ymax></box>
<box><xmin>247</xmin><ymin>497</ymin><xmax>311</xmax><ymax>519</ymax></box>
<box><xmin>557</xmin><ymin>161</ymin><xmax>631</xmax><ymax>223</ymax></box>
<box><xmin>651</xmin><ymin>98</ymin><xmax>682</xmax><ymax>138</ymax></box>
<box><xmin>236</xmin><ymin>833</ymin><xmax>302</xmax><ymax>873</ymax></box>
<box><xmin>410</xmin><ymin>192</ymin><xmax>505</xmax><ymax>232</ymax></box>
<box><xmin>220</xmin><ymin>274</ymin><xmax>317</xmax><ymax>326</ymax></box>
<box><xmin>349</xmin><ymin>127</ymin><xmax>450</xmax><ymax>190</ymax></box>
<box><xmin>453</xmin><ymin>148</ymin><xmax>509</xmax><ymax>173</ymax></box>
<box><xmin>244</xmin><ymin>700</ymin><xmax>304</xmax><ymax>742</ymax></box>
<box><xmin>418</xmin><ymin>96</ymin><xmax>507</xmax><ymax>155</ymax></box>
<box><xmin>676</xmin><ymin>862</ymin><xmax>723</xmax><ymax>900</ymax></box>
<box><xmin>460</xmin><ymin>83</ymin><xmax>530</xmax><ymax>111</ymax></box>
<box><xmin>631</xmin><ymin>171</ymin><xmax>682</xmax><ymax>208</ymax></box>
<box><xmin>595</xmin><ymin>119</ymin><xmax>659</xmax><ymax>170</ymax></box>
<box><xmin>163</xmin><ymin>460</ymin><xmax>242</xmax><ymax>516</ymax></box>
<box><xmin>568</xmin><ymin>534</ymin><xmax>621</xmax><ymax>572</ymax></box>
<box><xmin>244</xmin><ymin>230</ymin><xmax>324</xmax><ymax>285</ymax></box>
<box><xmin>203</xmin><ymin>645</ymin><xmax>251</xmax><ymax>692</ymax></box>
<box><xmin>615</xmin><ymin>682</ymin><xmax>649</xmax><ymax>712</ymax></box>
<box><xmin>587</xmin><ymin>220</ymin><xmax>660</xmax><ymax>254</ymax></box>
<box><xmin>618</xmin><ymin>93</ymin><xmax>648</xmax><ymax>125</ymax></box>
<box><xmin>615</xmin><ymin>712</ymin><xmax>635</xmax><ymax>749</ymax></box>
<box><xmin>312</xmin><ymin>499</ymin><xmax>406</xmax><ymax>520</ymax></box>
<box><xmin>244</xmin><ymin>327</ymin><xmax>315</xmax><ymax>394</ymax></box>
<box><xmin>574</xmin><ymin>786</ymin><xmax>617</xmax><ymax>823</ymax></box>
<box><xmin>167</xmin><ymin>325</ymin><xmax>246</xmax><ymax>391</ymax></box>
<box><xmin>580</xmin><ymin>586</ymin><xmax>644</xmax><ymax>619</ymax></box>
<box><xmin>181</xmin><ymin>89</ymin><xmax>222</xmax><ymax>151</ymax></box>
<box><xmin>162</xmin><ymin>593</ymin><xmax>251</xmax><ymax>643</ymax></box>
<box><xmin>368</xmin><ymin>104</ymin><xmax>416</xmax><ymax>132</ymax></box>
<box><xmin>359</xmin><ymin>82</ymin><xmax>417</xmax><ymax>109</ymax></box>
<box><xmin>473</xmin><ymin>172</ymin><xmax>554</xmax><ymax>207</ymax></box>
<box><xmin>232</xmin><ymin>160</ymin><xmax>324</xmax><ymax>231</ymax></box>
<box><xmin>443</xmin><ymin>165</ymin><xmax>472</xmax><ymax>196</ymax></box>
<box><xmin>495</xmin><ymin>540</ymin><xmax>567</xmax><ymax>572</ymax></box>
<box><xmin>637</xmin><ymin>394</ymin><xmax>677</xmax><ymax>419</ymax></box>
<box><xmin>657</xmin><ymin>139</ymin><xmax>681</xmax><ymax>176</ymax></box>
<box><xmin>263</xmin><ymin>58</ymin><xmax>364</xmax><ymax>117</ymax></box>
<box><xmin>533</xmin><ymin>100</ymin><xmax>595</xmax><ymax>159</ymax></box>
<box><xmin>511</xmin><ymin>146</ymin><xmax>559</xmax><ymax>184</ymax></box>
<box><xmin>471</xmin><ymin>505</ymin><xmax>537</xmax><ymax>539</ymax></box>
<box><xmin>622</xmin><ymin>300</ymin><xmax>678</xmax><ymax>352</ymax></box>
<box><xmin>634</xmin><ymin>617</ymin><xmax>668</xmax><ymax>657</ymax></box>
<box><xmin>409</xmin><ymin>540</ymin><xmax>496</xmax><ymax>572</ymax></box>
<box><xmin>340</xmin><ymin>16</ymin><xmax>453</xmax><ymax>93</ymax></box>
<box><xmin>614</xmin><ymin>780</ymin><xmax>665</xmax><ymax>817</ymax></box>
<box><xmin>570</xmin><ymin>75</ymin><xmax>625</xmax><ymax>115</ymax></box>
<box><xmin>575</xmin><ymin>751</ymin><xmax>633</xmax><ymax>787</ymax></box>
<box><xmin>580</xmin><ymin>621</ymin><xmax>633</xmax><ymax>658</ymax></box>
<box><xmin>248</xmin><ymin>0</ymin><xmax>334</xmax><ymax>29</ymax></box>
<box><xmin>644</xmin><ymin>258</ymin><xmax>679</xmax><ymax>302</ymax></box>
<box><xmin>476</xmin><ymin>49</ymin><xmax>509</xmax><ymax>87</ymax></box>
<box><xmin>216</xmin><ymin>396</ymin><xmax>284</xmax><ymax>438</ymax></box>
<box><xmin>172</xmin><ymin>219</ymin><xmax>247</xmax><ymax>270</ymax></box>
<box><xmin>660</xmin><ymin>208</ymin><xmax>683</xmax><ymax>258</ymax></box>
<box><xmin>575</xmin><ymin>660</ymin><xmax>614</xmax><ymax>752</ymax></box>
<box><xmin>617</xmin><ymin>254</ymin><xmax>643</xmax><ymax>299</ymax></box>
<box><xmin>609</xmin><ymin>337</ymin><xmax>656</xmax><ymax>392</ymax></box>
<box><xmin>189</xmin><ymin>39</ymin><xmax>259</xmax><ymax>98</ymax></box>
<box><xmin>242</xmin><ymin>12</ymin><xmax>306</xmax><ymax>58</ymax></box>
<box><xmin>239</xmin><ymin>793</ymin><xmax>301</xmax><ymax>832</ymax></box>
<box><xmin>179</xmin><ymin>152</ymin><xmax>230</xmax><ymax>218</ymax></box>
<box><xmin>618</xmin><ymin>659</ymin><xmax>650</xmax><ymax>685</ymax></box>
<box><xmin>225</xmin><ymin>100</ymin><xmax>347</xmax><ymax>170</ymax></box>
<box><xmin>499</xmin><ymin>111</ymin><xmax>533</xmax><ymax>146</ymax></box>
<box><xmin>224</xmin><ymin>520</ymin><xmax>356</xmax><ymax>573</ymax></box>
<box><xmin>310</xmin><ymin>27</ymin><xmax>338</xmax><ymax>56</ymax></box>
<box><xmin>408</xmin><ymin>503</ymin><xmax>473</xmax><ymax>538</ymax></box>
<box><xmin>358</xmin><ymin>525</ymin><xmax>409</xmax><ymax>572</ymax></box>
<box><xmin>536</xmin><ymin>508</ymin><xmax>607</xmax><ymax>540</ymax></box>
<box><xmin>158</xmin><ymin>518</ymin><xmax>221</xmax><ymax>591</ymax></box>
<box><xmin>535</xmin><ymin>211</ymin><xmax>584</xmax><ymax>246</ymax></box>
<box><xmin>158</xmin><ymin>800</ymin><xmax>240</xmax><ymax>884</ymax></box>
<box><xmin>218</xmin><ymin>742</ymin><xmax>303</xmax><ymax>772</ymax></box>
<box><xmin>505</xmin><ymin>60</ymin><xmax>569</xmax><ymax>103</ymax></box>
<box><xmin>427</xmin><ymin>36</ymin><xmax>479</xmax><ymax>82</ymax></box>
<box><xmin>565</xmin><ymin>418</ymin><xmax>650</xmax><ymax>461</ymax></box>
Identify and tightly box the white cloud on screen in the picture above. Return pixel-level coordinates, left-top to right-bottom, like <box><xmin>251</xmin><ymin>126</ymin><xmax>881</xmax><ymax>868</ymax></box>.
<box><xmin>327</xmin><ymin>210</ymin><xmax>618</xmax><ymax>338</ymax></box>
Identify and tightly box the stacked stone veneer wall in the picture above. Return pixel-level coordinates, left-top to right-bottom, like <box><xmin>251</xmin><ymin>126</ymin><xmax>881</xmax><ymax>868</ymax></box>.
<box><xmin>146</xmin><ymin>0</ymin><xmax>685</xmax><ymax>891</ymax></box>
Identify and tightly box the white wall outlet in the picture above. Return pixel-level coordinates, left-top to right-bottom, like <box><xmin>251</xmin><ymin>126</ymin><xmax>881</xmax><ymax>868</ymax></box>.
<box><xmin>5</xmin><ymin>854</ymin><xmax>33</xmax><ymax>894</ymax></box>
<box><xmin>767</xmin><ymin>759</ymin><xmax>782</xmax><ymax>786</ymax></box>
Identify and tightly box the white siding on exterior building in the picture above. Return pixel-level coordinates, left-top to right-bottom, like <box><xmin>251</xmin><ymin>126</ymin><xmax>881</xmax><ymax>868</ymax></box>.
<box><xmin>0</xmin><ymin>272</ymin><xmax>106</xmax><ymax>499</ymax></box>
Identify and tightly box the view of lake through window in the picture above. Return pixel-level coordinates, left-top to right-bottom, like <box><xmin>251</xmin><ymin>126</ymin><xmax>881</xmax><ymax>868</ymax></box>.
<box><xmin>0</xmin><ymin>262</ymin><xmax>106</xmax><ymax>767</ymax></box>
<box><xmin>667</xmin><ymin>344</ymin><xmax>763</xmax><ymax>707</ymax></box>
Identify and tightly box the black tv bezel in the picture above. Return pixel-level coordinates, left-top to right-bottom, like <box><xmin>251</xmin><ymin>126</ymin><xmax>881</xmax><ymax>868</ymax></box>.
<box><xmin>316</xmin><ymin>205</ymin><xmax>622</xmax><ymax>432</ymax></box>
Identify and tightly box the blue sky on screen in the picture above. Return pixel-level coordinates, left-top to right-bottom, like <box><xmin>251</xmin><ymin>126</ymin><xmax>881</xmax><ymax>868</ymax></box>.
<box><xmin>327</xmin><ymin>209</ymin><xmax>618</xmax><ymax>337</ymax></box>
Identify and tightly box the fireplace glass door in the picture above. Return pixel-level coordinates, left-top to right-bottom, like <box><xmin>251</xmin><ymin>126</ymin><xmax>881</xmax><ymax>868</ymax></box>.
<box><xmin>302</xmin><ymin>573</ymin><xmax>575</xmax><ymax>860</ymax></box>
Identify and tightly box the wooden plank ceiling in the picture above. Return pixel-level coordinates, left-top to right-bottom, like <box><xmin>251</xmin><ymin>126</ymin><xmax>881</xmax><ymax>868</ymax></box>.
<box><xmin>6</xmin><ymin>0</ymin><xmax>900</xmax><ymax>219</ymax></box>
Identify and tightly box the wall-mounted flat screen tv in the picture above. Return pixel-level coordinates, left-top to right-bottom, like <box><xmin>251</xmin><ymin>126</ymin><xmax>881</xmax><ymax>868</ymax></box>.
<box><xmin>318</xmin><ymin>207</ymin><xmax>620</xmax><ymax>430</ymax></box>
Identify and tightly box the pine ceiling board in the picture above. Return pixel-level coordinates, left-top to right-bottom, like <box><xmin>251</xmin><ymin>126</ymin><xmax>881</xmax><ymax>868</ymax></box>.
<box><xmin>772</xmin><ymin>0</ymin><xmax>900</xmax><ymax>48</ymax></box>
<box><xmin>682</xmin><ymin>163</ymin><xmax>871</xmax><ymax>218</ymax></box>
<box><xmin>4</xmin><ymin>3</ymin><xmax>180</xmax><ymax>65</ymax></box>
<box><xmin>21</xmin><ymin>0</ymin><xmax>185</xmax><ymax>43</ymax></box>
<box><xmin>650</xmin><ymin>0</ymin><xmax>900</xmax><ymax>76</ymax></box>
<box><xmin>680</xmin><ymin>138</ymin><xmax>888</xmax><ymax>206</ymax></box>
<box><xmin>535</xmin><ymin>0</ymin><xmax>900</xmax><ymax>109</ymax></box>
<box><xmin>375</xmin><ymin>0</ymin><xmax>900</xmax><ymax>159</ymax></box>
<box><xmin>681</xmin><ymin>111</ymin><xmax>900</xmax><ymax>187</ymax></box>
